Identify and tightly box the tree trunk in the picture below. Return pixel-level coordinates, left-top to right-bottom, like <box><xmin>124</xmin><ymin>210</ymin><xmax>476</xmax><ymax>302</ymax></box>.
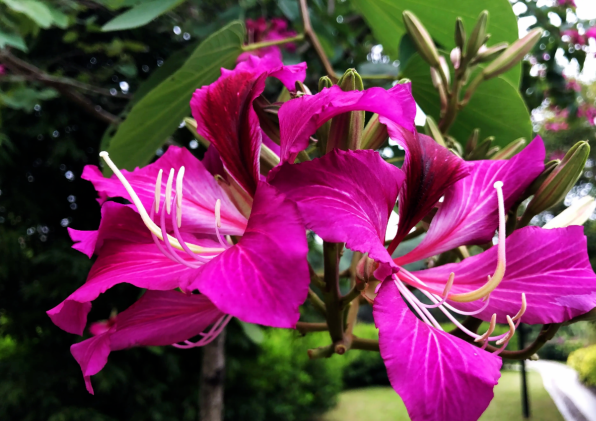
<box><xmin>199</xmin><ymin>329</ymin><xmax>226</xmax><ymax>421</ymax></box>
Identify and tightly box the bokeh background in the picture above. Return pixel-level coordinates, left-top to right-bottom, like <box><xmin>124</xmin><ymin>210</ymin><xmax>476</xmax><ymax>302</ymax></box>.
<box><xmin>1</xmin><ymin>0</ymin><xmax>596</xmax><ymax>420</ymax></box>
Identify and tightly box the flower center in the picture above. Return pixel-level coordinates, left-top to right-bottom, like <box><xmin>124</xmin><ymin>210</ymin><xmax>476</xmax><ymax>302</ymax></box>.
<box><xmin>99</xmin><ymin>152</ymin><xmax>227</xmax><ymax>262</ymax></box>
<box><xmin>393</xmin><ymin>180</ymin><xmax>527</xmax><ymax>355</ymax></box>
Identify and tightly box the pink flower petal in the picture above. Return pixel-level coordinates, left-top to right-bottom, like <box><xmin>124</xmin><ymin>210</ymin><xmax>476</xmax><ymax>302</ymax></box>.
<box><xmin>191</xmin><ymin>54</ymin><xmax>305</xmax><ymax>196</ymax></box>
<box><xmin>374</xmin><ymin>281</ymin><xmax>502</xmax><ymax>421</ymax></box>
<box><xmin>83</xmin><ymin>146</ymin><xmax>247</xmax><ymax>235</ymax></box>
<box><xmin>188</xmin><ymin>182</ymin><xmax>309</xmax><ymax>328</ymax></box>
<box><xmin>398</xmin><ymin>137</ymin><xmax>545</xmax><ymax>264</ymax></box>
<box><xmin>71</xmin><ymin>290</ymin><xmax>223</xmax><ymax>394</ymax></box>
<box><xmin>278</xmin><ymin>84</ymin><xmax>416</xmax><ymax>164</ymax></box>
<box><xmin>385</xmin><ymin>126</ymin><xmax>469</xmax><ymax>254</ymax></box>
<box><xmin>269</xmin><ymin>149</ymin><xmax>403</xmax><ymax>269</ymax></box>
<box><xmin>409</xmin><ymin>226</ymin><xmax>596</xmax><ymax>324</ymax></box>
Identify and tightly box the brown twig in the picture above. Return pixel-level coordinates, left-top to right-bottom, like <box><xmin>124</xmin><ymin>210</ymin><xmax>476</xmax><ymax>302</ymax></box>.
<box><xmin>485</xmin><ymin>323</ymin><xmax>562</xmax><ymax>360</ymax></box>
<box><xmin>0</xmin><ymin>50</ymin><xmax>121</xmax><ymax>125</ymax></box>
<box><xmin>298</xmin><ymin>0</ymin><xmax>337</xmax><ymax>82</ymax></box>
<box><xmin>296</xmin><ymin>322</ymin><xmax>328</xmax><ymax>334</ymax></box>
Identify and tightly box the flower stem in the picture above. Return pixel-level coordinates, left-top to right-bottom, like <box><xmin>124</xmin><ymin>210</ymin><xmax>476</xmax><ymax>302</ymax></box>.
<box><xmin>351</xmin><ymin>336</ymin><xmax>380</xmax><ymax>352</ymax></box>
<box><xmin>308</xmin><ymin>288</ymin><xmax>327</xmax><ymax>316</ymax></box>
<box><xmin>241</xmin><ymin>33</ymin><xmax>305</xmax><ymax>52</ymax></box>
<box><xmin>322</xmin><ymin>242</ymin><xmax>344</xmax><ymax>343</ymax></box>
<box><xmin>296</xmin><ymin>322</ymin><xmax>328</xmax><ymax>334</ymax></box>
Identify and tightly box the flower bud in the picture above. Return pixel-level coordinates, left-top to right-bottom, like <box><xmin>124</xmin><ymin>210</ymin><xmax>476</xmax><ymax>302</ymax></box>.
<box><xmin>403</xmin><ymin>11</ymin><xmax>442</xmax><ymax>69</ymax></box>
<box><xmin>327</xmin><ymin>69</ymin><xmax>365</xmax><ymax>152</ymax></box>
<box><xmin>543</xmin><ymin>196</ymin><xmax>596</xmax><ymax>229</ymax></box>
<box><xmin>522</xmin><ymin>141</ymin><xmax>590</xmax><ymax>224</ymax></box>
<box><xmin>466</xmin><ymin>11</ymin><xmax>489</xmax><ymax>59</ymax></box>
<box><xmin>316</xmin><ymin>76</ymin><xmax>334</xmax><ymax>154</ymax></box>
<box><xmin>425</xmin><ymin>116</ymin><xmax>447</xmax><ymax>147</ymax></box>
<box><xmin>472</xmin><ymin>42</ymin><xmax>509</xmax><ymax>64</ymax></box>
<box><xmin>482</xmin><ymin>29</ymin><xmax>542</xmax><ymax>80</ymax></box>
<box><xmin>490</xmin><ymin>137</ymin><xmax>526</xmax><ymax>160</ymax></box>
<box><xmin>450</xmin><ymin>47</ymin><xmax>461</xmax><ymax>69</ymax></box>
<box><xmin>455</xmin><ymin>17</ymin><xmax>466</xmax><ymax>51</ymax></box>
<box><xmin>467</xmin><ymin>136</ymin><xmax>494</xmax><ymax>160</ymax></box>
<box><xmin>527</xmin><ymin>160</ymin><xmax>559</xmax><ymax>195</ymax></box>
<box><xmin>465</xmin><ymin>128</ymin><xmax>480</xmax><ymax>155</ymax></box>
<box><xmin>361</xmin><ymin>113</ymin><xmax>388</xmax><ymax>150</ymax></box>
<box><xmin>356</xmin><ymin>254</ymin><xmax>378</xmax><ymax>284</ymax></box>
<box><xmin>253</xmin><ymin>95</ymin><xmax>281</xmax><ymax>145</ymax></box>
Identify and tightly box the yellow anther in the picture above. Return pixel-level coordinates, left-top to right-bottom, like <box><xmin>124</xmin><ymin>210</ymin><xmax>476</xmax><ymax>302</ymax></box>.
<box><xmin>215</xmin><ymin>199</ymin><xmax>222</xmax><ymax>228</ymax></box>
<box><xmin>99</xmin><ymin>152</ymin><xmax>223</xmax><ymax>254</ymax></box>
<box><xmin>154</xmin><ymin>169</ymin><xmax>163</xmax><ymax>213</ymax></box>
<box><xmin>496</xmin><ymin>315</ymin><xmax>515</xmax><ymax>346</ymax></box>
<box><xmin>165</xmin><ymin>168</ymin><xmax>174</xmax><ymax>215</ymax></box>
<box><xmin>474</xmin><ymin>313</ymin><xmax>497</xmax><ymax>343</ymax></box>
<box><xmin>176</xmin><ymin>167</ymin><xmax>185</xmax><ymax>228</ymax></box>
<box><xmin>442</xmin><ymin>272</ymin><xmax>455</xmax><ymax>297</ymax></box>
<box><xmin>448</xmin><ymin>181</ymin><xmax>506</xmax><ymax>302</ymax></box>
<box><xmin>511</xmin><ymin>293</ymin><xmax>527</xmax><ymax>322</ymax></box>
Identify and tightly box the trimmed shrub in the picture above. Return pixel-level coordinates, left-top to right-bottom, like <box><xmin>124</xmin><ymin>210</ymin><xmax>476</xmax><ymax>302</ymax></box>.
<box><xmin>568</xmin><ymin>344</ymin><xmax>596</xmax><ymax>387</ymax></box>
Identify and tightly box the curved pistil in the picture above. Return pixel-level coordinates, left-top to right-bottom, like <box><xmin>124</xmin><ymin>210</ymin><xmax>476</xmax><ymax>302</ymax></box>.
<box><xmin>99</xmin><ymin>151</ymin><xmax>224</xmax><ymax>254</ymax></box>
<box><xmin>448</xmin><ymin>181</ymin><xmax>506</xmax><ymax>302</ymax></box>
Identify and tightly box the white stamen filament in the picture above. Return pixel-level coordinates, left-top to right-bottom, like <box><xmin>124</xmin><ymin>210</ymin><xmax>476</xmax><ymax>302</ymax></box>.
<box><xmin>155</xmin><ymin>169</ymin><xmax>163</xmax><ymax>213</ymax></box>
<box><xmin>496</xmin><ymin>315</ymin><xmax>516</xmax><ymax>346</ymax></box>
<box><xmin>176</xmin><ymin>167</ymin><xmax>185</xmax><ymax>228</ymax></box>
<box><xmin>474</xmin><ymin>314</ymin><xmax>497</xmax><ymax>344</ymax></box>
<box><xmin>172</xmin><ymin>314</ymin><xmax>232</xmax><ymax>349</ymax></box>
<box><xmin>99</xmin><ymin>151</ymin><xmax>223</xmax><ymax>254</ymax></box>
<box><xmin>165</xmin><ymin>168</ymin><xmax>174</xmax><ymax>215</ymax></box>
<box><xmin>448</xmin><ymin>181</ymin><xmax>506</xmax><ymax>302</ymax></box>
<box><xmin>215</xmin><ymin>199</ymin><xmax>222</xmax><ymax>228</ymax></box>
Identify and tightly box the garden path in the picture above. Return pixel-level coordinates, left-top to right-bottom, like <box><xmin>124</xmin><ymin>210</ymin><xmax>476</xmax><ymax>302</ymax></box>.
<box><xmin>528</xmin><ymin>360</ymin><xmax>596</xmax><ymax>421</ymax></box>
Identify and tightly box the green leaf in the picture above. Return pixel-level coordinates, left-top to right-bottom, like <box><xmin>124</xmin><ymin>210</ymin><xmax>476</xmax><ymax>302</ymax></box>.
<box><xmin>0</xmin><ymin>30</ymin><xmax>27</xmax><ymax>52</ymax></box>
<box><xmin>238</xmin><ymin>320</ymin><xmax>265</xmax><ymax>344</ymax></box>
<box><xmin>47</xmin><ymin>6</ymin><xmax>69</xmax><ymax>29</ymax></box>
<box><xmin>402</xmin><ymin>55</ymin><xmax>532</xmax><ymax>148</ymax></box>
<box><xmin>0</xmin><ymin>87</ymin><xmax>58</xmax><ymax>112</ymax></box>
<box><xmin>104</xmin><ymin>21</ymin><xmax>244</xmax><ymax>172</ymax></box>
<box><xmin>1</xmin><ymin>0</ymin><xmax>54</xmax><ymax>29</ymax></box>
<box><xmin>352</xmin><ymin>0</ymin><xmax>521</xmax><ymax>86</ymax></box>
<box><xmin>101</xmin><ymin>0</ymin><xmax>185</xmax><ymax>32</ymax></box>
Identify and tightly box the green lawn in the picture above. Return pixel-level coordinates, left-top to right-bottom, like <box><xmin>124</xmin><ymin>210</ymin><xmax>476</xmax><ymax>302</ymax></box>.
<box><xmin>322</xmin><ymin>371</ymin><xmax>563</xmax><ymax>421</ymax></box>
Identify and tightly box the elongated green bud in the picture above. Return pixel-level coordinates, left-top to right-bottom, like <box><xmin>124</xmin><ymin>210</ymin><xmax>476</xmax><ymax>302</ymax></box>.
<box><xmin>361</xmin><ymin>114</ymin><xmax>388</xmax><ymax>150</ymax></box>
<box><xmin>522</xmin><ymin>141</ymin><xmax>590</xmax><ymax>225</ymax></box>
<box><xmin>317</xmin><ymin>76</ymin><xmax>334</xmax><ymax>153</ymax></box>
<box><xmin>482</xmin><ymin>29</ymin><xmax>542</xmax><ymax>80</ymax></box>
<box><xmin>527</xmin><ymin>160</ymin><xmax>560</xmax><ymax>195</ymax></box>
<box><xmin>327</xmin><ymin>69</ymin><xmax>364</xmax><ymax>152</ymax></box>
<box><xmin>425</xmin><ymin>116</ymin><xmax>446</xmax><ymax>147</ymax></box>
<box><xmin>472</xmin><ymin>42</ymin><xmax>509</xmax><ymax>64</ymax></box>
<box><xmin>466</xmin><ymin>11</ymin><xmax>489</xmax><ymax>59</ymax></box>
<box><xmin>467</xmin><ymin>136</ymin><xmax>494</xmax><ymax>160</ymax></box>
<box><xmin>490</xmin><ymin>138</ymin><xmax>526</xmax><ymax>160</ymax></box>
<box><xmin>465</xmin><ymin>128</ymin><xmax>480</xmax><ymax>155</ymax></box>
<box><xmin>403</xmin><ymin>11</ymin><xmax>442</xmax><ymax>69</ymax></box>
<box><xmin>455</xmin><ymin>18</ymin><xmax>466</xmax><ymax>51</ymax></box>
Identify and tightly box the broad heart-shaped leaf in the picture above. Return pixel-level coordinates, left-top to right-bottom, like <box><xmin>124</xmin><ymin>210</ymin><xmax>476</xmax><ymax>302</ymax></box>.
<box><xmin>104</xmin><ymin>21</ymin><xmax>244</xmax><ymax>173</ymax></box>
<box><xmin>352</xmin><ymin>0</ymin><xmax>521</xmax><ymax>86</ymax></box>
<box><xmin>402</xmin><ymin>55</ymin><xmax>532</xmax><ymax>148</ymax></box>
<box><xmin>101</xmin><ymin>0</ymin><xmax>185</xmax><ymax>32</ymax></box>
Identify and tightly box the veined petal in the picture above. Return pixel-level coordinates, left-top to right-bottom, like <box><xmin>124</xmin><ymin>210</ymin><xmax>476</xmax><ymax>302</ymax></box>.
<box><xmin>68</xmin><ymin>202</ymin><xmax>150</xmax><ymax>258</ymax></box>
<box><xmin>385</xmin><ymin>126</ymin><xmax>469</xmax><ymax>254</ymax></box>
<box><xmin>83</xmin><ymin>146</ymin><xmax>247</xmax><ymax>235</ymax></box>
<box><xmin>269</xmin><ymin>149</ymin><xmax>403</xmax><ymax>270</ymax></box>
<box><xmin>191</xmin><ymin>54</ymin><xmax>305</xmax><ymax>196</ymax></box>
<box><xmin>398</xmin><ymin>137</ymin><xmax>545</xmax><ymax>264</ymax></box>
<box><xmin>188</xmin><ymin>182</ymin><xmax>309</xmax><ymax>328</ymax></box>
<box><xmin>48</xmin><ymin>239</ymin><xmax>200</xmax><ymax>335</ymax></box>
<box><xmin>408</xmin><ymin>226</ymin><xmax>596</xmax><ymax>324</ymax></box>
<box><xmin>278</xmin><ymin>84</ymin><xmax>416</xmax><ymax>164</ymax></box>
<box><xmin>71</xmin><ymin>290</ymin><xmax>223</xmax><ymax>394</ymax></box>
<box><xmin>374</xmin><ymin>282</ymin><xmax>502</xmax><ymax>421</ymax></box>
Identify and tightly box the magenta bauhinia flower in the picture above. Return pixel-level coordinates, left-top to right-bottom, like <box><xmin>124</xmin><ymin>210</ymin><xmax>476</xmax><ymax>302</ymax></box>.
<box><xmin>269</xmin><ymin>83</ymin><xmax>596</xmax><ymax>420</ymax></box>
<box><xmin>48</xmin><ymin>53</ymin><xmax>311</xmax><ymax>393</ymax></box>
<box><xmin>239</xmin><ymin>17</ymin><xmax>297</xmax><ymax>62</ymax></box>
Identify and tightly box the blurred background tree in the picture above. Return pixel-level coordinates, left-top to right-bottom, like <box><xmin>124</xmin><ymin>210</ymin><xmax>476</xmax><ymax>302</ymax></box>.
<box><xmin>1</xmin><ymin>0</ymin><xmax>595</xmax><ymax>420</ymax></box>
